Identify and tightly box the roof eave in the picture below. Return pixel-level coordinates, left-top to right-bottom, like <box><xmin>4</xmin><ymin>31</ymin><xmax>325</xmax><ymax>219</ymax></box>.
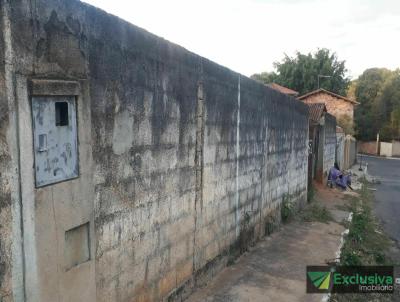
<box><xmin>298</xmin><ymin>88</ymin><xmax>359</xmax><ymax>105</ymax></box>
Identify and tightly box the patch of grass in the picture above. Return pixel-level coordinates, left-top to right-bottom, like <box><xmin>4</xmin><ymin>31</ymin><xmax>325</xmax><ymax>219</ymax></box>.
<box><xmin>300</xmin><ymin>186</ymin><xmax>333</xmax><ymax>224</ymax></box>
<box><xmin>340</xmin><ymin>180</ymin><xmax>391</xmax><ymax>266</ymax></box>
<box><xmin>330</xmin><ymin>178</ymin><xmax>397</xmax><ymax>302</ymax></box>
<box><xmin>307</xmin><ymin>183</ymin><xmax>315</xmax><ymax>203</ymax></box>
<box><xmin>301</xmin><ymin>203</ymin><xmax>333</xmax><ymax>223</ymax></box>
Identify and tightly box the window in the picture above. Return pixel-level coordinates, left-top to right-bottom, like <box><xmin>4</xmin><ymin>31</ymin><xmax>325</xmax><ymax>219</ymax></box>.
<box><xmin>55</xmin><ymin>102</ymin><xmax>69</xmax><ymax>126</ymax></box>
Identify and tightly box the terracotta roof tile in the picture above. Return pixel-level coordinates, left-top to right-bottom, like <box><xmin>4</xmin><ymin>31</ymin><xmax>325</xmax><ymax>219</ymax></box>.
<box><xmin>298</xmin><ymin>88</ymin><xmax>359</xmax><ymax>104</ymax></box>
<box><xmin>307</xmin><ymin>103</ymin><xmax>327</xmax><ymax>124</ymax></box>
<box><xmin>267</xmin><ymin>83</ymin><xmax>299</xmax><ymax>96</ymax></box>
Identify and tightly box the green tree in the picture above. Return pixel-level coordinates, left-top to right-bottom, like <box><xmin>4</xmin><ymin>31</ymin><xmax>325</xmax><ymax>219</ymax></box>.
<box><xmin>391</xmin><ymin>107</ymin><xmax>400</xmax><ymax>140</ymax></box>
<box><xmin>251</xmin><ymin>48</ymin><xmax>350</xmax><ymax>95</ymax></box>
<box><xmin>337</xmin><ymin>115</ymin><xmax>354</xmax><ymax>136</ymax></box>
<box><xmin>347</xmin><ymin>80</ymin><xmax>357</xmax><ymax>101</ymax></box>
<box><xmin>250</xmin><ymin>71</ymin><xmax>277</xmax><ymax>84</ymax></box>
<box><xmin>354</xmin><ymin>68</ymin><xmax>400</xmax><ymax>141</ymax></box>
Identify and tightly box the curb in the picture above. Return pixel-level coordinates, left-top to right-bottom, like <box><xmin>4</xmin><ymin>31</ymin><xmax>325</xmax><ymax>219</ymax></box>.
<box><xmin>359</xmin><ymin>154</ymin><xmax>400</xmax><ymax>161</ymax></box>
<box><xmin>321</xmin><ymin>211</ymin><xmax>353</xmax><ymax>302</ymax></box>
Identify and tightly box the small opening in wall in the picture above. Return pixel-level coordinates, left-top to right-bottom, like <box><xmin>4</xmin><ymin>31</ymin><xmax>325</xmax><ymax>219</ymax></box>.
<box><xmin>65</xmin><ymin>222</ymin><xmax>90</xmax><ymax>270</ymax></box>
<box><xmin>38</xmin><ymin>134</ymin><xmax>47</xmax><ymax>151</ymax></box>
<box><xmin>55</xmin><ymin>102</ymin><xmax>69</xmax><ymax>126</ymax></box>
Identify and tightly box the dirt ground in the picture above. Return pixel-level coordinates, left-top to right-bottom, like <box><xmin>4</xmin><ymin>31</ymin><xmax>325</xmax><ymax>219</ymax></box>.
<box><xmin>186</xmin><ymin>183</ymin><xmax>351</xmax><ymax>302</ymax></box>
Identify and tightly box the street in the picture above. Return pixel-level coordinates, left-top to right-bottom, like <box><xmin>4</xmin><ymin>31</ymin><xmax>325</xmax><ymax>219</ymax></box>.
<box><xmin>362</xmin><ymin>155</ymin><xmax>400</xmax><ymax>243</ymax></box>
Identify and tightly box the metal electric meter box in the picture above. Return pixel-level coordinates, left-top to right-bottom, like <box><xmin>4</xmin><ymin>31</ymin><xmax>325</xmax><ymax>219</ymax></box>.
<box><xmin>32</xmin><ymin>96</ymin><xmax>79</xmax><ymax>187</ymax></box>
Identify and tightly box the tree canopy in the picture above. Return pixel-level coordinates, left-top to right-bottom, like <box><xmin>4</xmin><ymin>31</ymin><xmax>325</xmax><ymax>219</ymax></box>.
<box><xmin>251</xmin><ymin>48</ymin><xmax>350</xmax><ymax>95</ymax></box>
<box><xmin>251</xmin><ymin>49</ymin><xmax>400</xmax><ymax>141</ymax></box>
<box><xmin>353</xmin><ymin>68</ymin><xmax>400</xmax><ymax>141</ymax></box>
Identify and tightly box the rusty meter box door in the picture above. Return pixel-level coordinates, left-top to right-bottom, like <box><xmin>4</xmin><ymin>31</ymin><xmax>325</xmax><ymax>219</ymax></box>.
<box><xmin>32</xmin><ymin>96</ymin><xmax>79</xmax><ymax>187</ymax></box>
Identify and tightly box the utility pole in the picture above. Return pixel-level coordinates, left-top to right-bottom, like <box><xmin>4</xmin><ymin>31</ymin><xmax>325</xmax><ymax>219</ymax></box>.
<box><xmin>376</xmin><ymin>132</ymin><xmax>380</xmax><ymax>155</ymax></box>
<box><xmin>318</xmin><ymin>75</ymin><xmax>331</xmax><ymax>89</ymax></box>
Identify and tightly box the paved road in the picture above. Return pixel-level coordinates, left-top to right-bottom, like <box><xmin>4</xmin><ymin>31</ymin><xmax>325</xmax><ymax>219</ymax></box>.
<box><xmin>362</xmin><ymin>155</ymin><xmax>400</xmax><ymax>243</ymax></box>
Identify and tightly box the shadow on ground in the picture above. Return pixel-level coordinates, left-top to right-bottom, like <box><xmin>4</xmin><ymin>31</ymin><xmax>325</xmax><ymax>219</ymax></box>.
<box><xmin>187</xmin><ymin>184</ymin><xmax>350</xmax><ymax>302</ymax></box>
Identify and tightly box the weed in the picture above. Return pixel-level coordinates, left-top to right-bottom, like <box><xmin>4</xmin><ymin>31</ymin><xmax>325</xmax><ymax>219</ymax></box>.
<box><xmin>301</xmin><ymin>203</ymin><xmax>333</xmax><ymax>223</ymax></box>
<box><xmin>330</xmin><ymin>179</ymin><xmax>396</xmax><ymax>302</ymax></box>
<box><xmin>265</xmin><ymin>212</ymin><xmax>279</xmax><ymax>236</ymax></box>
<box><xmin>281</xmin><ymin>194</ymin><xmax>294</xmax><ymax>222</ymax></box>
<box><xmin>307</xmin><ymin>183</ymin><xmax>315</xmax><ymax>203</ymax></box>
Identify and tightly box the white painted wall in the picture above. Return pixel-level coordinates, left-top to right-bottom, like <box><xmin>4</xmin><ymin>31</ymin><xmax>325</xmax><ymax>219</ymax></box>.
<box><xmin>392</xmin><ymin>141</ymin><xmax>400</xmax><ymax>157</ymax></box>
<box><xmin>380</xmin><ymin>142</ymin><xmax>393</xmax><ymax>157</ymax></box>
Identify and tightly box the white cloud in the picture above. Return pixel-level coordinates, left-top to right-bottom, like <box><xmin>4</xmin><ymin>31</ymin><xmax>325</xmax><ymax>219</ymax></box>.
<box><xmin>82</xmin><ymin>0</ymin><xmax>400</xmax><ymax>79</ymax></box>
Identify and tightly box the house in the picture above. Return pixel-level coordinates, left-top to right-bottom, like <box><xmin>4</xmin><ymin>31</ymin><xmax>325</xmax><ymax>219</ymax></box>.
<box><xmin>267</xmin><ymin>83</ymin><xmax>299</xmax><ymax>97</ymax></box>
<box><xmin>298</xmin><ymin>88</ymin><xmax>359</xmax><ymax>124</ymax></box>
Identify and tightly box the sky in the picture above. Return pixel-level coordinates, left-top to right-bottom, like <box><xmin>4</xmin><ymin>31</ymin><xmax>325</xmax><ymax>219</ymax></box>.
<box><xmin>82</xmin><ymin>0</ymin><xmax>400</xmax><ymax>79</ymax></box>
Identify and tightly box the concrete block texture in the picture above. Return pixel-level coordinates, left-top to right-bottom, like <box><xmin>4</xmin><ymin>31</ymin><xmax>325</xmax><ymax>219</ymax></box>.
<box><xmin>0</xmin><ymin>0</ymin><xmax>309</xmax><ymax>301</ymax></box>
<box><xmin>336</xmin><ymin>133</ymin><xmax>357</xmax><ymax>170</ymax></box>
<box><xmin>323</xmin><ymin>114</ymin><xmax>337</xmax><ymax>178</ymax></box>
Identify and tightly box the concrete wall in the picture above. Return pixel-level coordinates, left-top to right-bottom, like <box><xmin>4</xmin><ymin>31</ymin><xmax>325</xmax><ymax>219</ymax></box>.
<box><xmin>0</xmin><ymin>1</ymin><xmax>309</xmax><ymax>301</ymax></box>
<box><xmin>313</xmin><ymin>114</ymin><xmax>336</xmax><ymax>183</ymax></box>
<box><xmin>0</xmin><ymin>3</ymin><xmax>15</xmax><ymax>300</ymax></box>
<box><xmin>336</xmin><ymin>131</ymin><xmax>345</xmax><ymax>171</ymax></box>
<box><xmin>337</xmin><ymin>133</ymin><xmax>357</xmax><ymax>171</ymax></box>
<box><xmin>323</xmin><ymin>114</ymin><xmax>337</xmax><ymax>180</ymax></box>
<box><xmin>380</xmin><ymin>142</ymin><xmax>393</xmax><ymax>157</ymax></box>
<box><xmin>358</xmin><ymin>141</ymin><xmax>378</xmax><ymax>155</ymax></box>
<box><xmin>342</xmin><ymin>135</ymin><xmax>357</xmax><ymax>170</ymax></box>
<box><xmin>392</xmin><ymin>141</ymin><xmax>400</xmax><ymax>157</ymax></box>
<box><xmin>346</xmin><ymin>136</ymin><xmax>357</xmax><ymax>169</ymax></box>
<box><xmin>359</xmin><ymin>141</ymin><xmax>399</xmax><ymax>158</ymax></box>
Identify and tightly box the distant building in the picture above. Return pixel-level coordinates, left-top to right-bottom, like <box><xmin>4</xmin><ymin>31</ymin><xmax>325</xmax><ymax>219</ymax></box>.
<box><xmin>298</xmin><ymin>88</ymin><xmax>359</xmax><ymax>123</ymax></box>
<box><xmin>267</xmin><ymin>83</ymin><xmax>299</xmax><ymax>97</ymax></box>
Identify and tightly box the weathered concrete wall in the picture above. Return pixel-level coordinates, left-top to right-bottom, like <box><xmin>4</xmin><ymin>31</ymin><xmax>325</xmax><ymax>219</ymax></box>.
<box><xmin>0</xmin><ymin>1</ymin><xmax>309</xmax><ymax>301</ymax></box>
<box><xmin>336</xmin><ymin>131</ymin><xmax>345</xmax><ymax>171</ymax></box>
<box><xmin>1</xmin><ymin>2</ymin><xmax>27</xmax><ymax>300</ymax></box>
<box><xmin>195</xmin><ymin>75</ymin><xmax>309</xmax><ymax>279</ymax></box>
<box><xmin>344</xmin><ymin>135</ymin><xmax>357</xmax><ymax>170</ymax></box>
<box><xmin>323</xmin><ymin>114</ymin><xmax>337</xmax><ymax>179</ymax></box>
<box><xmin>0</xmin><ymin>3</ymin><xmax>13</xmax><ymax>300</ymax></box>
<box><xmin>336</xmin><ymin>133</ymin><xmax>357</xmax><ymax>171</ymax></box>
